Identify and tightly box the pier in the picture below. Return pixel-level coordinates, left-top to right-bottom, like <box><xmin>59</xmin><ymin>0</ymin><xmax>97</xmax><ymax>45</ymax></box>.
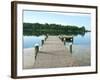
<box><xmin>33</xmin><ymin>36</ymin><xmax>79</xmax><ymax>68</ymax></box>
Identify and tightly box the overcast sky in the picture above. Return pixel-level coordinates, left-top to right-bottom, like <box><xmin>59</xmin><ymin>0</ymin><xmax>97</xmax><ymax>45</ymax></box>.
<box><xmin>23</xmin><ymin>10</ymin><xmax>91</xmax><ymax>30</ymax></box>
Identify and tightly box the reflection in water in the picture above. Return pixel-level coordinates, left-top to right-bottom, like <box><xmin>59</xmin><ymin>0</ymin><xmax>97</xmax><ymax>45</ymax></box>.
<box><xmin>63</xmin><ymin>32</ymin><xmax>91</xmax><ymax>66</ymax></box>
<box><xmin>63</xmin><ymin>32</ymin><xmax>90</xmax><ymax>53</ymax></box>
<box><xmin>60</xmin><ymin>35</ymin><xmax>74</xmax><ymax>53</ymax></box>
<box><xmin>23</xmin><ymin>32</ymin><xmax>91</xmax><ymax>66</ymax></box>
<box><xmin>64</xmin><ymin>39</ymin><xmax>73</xmax><ymax>53</ymax></box>
<box><xmin>23</xmin><ymin>35</ymin><xmax>46</xmax><ymax>48</ymax></box>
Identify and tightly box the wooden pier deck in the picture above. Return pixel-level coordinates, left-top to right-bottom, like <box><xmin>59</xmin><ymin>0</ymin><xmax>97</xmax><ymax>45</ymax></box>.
<box><xmin>33</xmin><ymin>36</ymin><xmax>79</xmax><ymax>68</ymax></box>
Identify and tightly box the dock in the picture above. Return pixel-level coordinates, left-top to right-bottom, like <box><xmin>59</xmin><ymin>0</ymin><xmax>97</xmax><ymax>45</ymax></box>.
<box><xmin>33</xmin><ymin>36</ymin><xmax>79</xmax><ymax>68</ymax></box>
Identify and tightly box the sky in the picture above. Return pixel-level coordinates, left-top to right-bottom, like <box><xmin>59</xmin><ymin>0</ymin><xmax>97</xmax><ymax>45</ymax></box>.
<box><xmin>23</xmin><ymin>10</ymin><xmax>91</xmax><ymax>30</ymax></box>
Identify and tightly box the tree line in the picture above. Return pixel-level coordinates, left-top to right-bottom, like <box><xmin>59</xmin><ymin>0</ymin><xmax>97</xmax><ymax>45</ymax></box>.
<box><xmin>23</xmin><ymin>23</ymin><xmax>89</xmax><ymax>36</ymax></box>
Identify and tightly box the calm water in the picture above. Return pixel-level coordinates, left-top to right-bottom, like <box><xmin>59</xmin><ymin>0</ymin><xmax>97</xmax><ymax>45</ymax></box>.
<box><xmin>23</xmin><ymin>33</ymin><xmax>91</xmax><ymax>66</ymax></box>
<box><xmin>65</xmin><ymin>32</ymin><xmax>91</xmax><ymax>66</ymax></box>
<box><xmin>23</xmin><ymin>35</ymin><xmax>46</xmax><ymax>48</ymax></box>
<box><xmin>24</xmin><ymin>33</ymin><xmax>90</xmax><ymax>48</ymax></box>
<box><xmin>73</xmin><ymin>33</ymin><xmax>90</xmax><ymax>45</ymax></box>
<box><xmin>65</xmin><ymin>32</ymin><xmax>90</xmax><ymax>46</ymax></box>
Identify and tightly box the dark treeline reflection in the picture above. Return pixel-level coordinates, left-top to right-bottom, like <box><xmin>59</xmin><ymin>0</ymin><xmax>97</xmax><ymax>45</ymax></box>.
<box><xmin>23</xmin><ymin>23</ymin><xmax>90</xmax><ymax>36</ymax></box>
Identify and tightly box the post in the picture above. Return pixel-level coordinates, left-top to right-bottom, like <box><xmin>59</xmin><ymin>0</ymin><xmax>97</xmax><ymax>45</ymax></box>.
<box><xmin>41</xmin><ymin>40</ymin><xmax>44</xmax><ymax>46</ymax></box>
<box><xmin>45</xmin><ymin>34</ymin><xmax>48</xmax><ymax>41</ymax></box>
<box><xmin>70</xmin><ymin>45</ymin><xmax>72</xmax><ymax>53</ymax></box>
<box><xmin>64</xmin><ymin>38</ymin><xmax>66</xmax><ymax>45</ymax></box>
<box><xmin>35</xmin><ymin>46</ymin><xmax>39</xmax><ymax>59</ymax></box>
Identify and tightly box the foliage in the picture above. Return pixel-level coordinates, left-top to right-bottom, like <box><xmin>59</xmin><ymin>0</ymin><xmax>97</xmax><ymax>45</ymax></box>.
<box><xmin>23</xmin><ymin>23</ymin><xmax>88</xmax><ymax>36</ymax></box>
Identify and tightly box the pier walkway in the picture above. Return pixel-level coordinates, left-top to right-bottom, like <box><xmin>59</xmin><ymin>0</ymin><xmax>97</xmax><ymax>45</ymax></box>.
<box><xmin>33</xmin><ymin>36</ymin><xmax>79</xmax><ymax>68</ymax></box>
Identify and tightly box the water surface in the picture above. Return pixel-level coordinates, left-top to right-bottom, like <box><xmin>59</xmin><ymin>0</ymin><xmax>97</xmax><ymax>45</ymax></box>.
<box><xmin>65</xmin><ymin>32</ymin><xmax>91</xmax><ymax>66</ymax></box>
<box><xmin>23</xmin><ymin>33</ymin><xmax>91</xmax><ymax>66</ymax></box>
